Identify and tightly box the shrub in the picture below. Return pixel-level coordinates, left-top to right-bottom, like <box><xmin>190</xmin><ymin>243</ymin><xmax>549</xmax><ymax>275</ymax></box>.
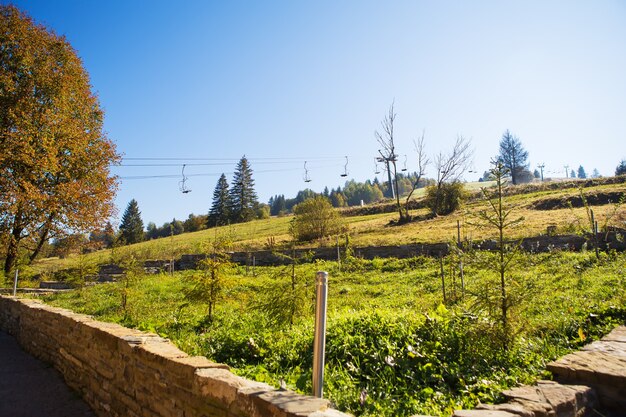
<box><xmin>290</xmin><ymin>196</ymin><xmax>346</xmax><ymax>241</ymax></box>
<box><xmin>425</xmin><ymin>182</ymin><xmax>466</xmax><ymax>215</ymax></box>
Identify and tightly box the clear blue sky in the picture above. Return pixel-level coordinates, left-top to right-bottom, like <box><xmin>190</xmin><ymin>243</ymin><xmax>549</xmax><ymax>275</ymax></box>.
<box><xmin>8</xmin><ymin>0</ymin><xmax>626</xmax><ymax>227</ymax></box>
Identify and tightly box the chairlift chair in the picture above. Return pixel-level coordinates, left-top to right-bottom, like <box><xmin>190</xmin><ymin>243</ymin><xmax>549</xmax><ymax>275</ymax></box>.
<box><xmin>179</xmin><ymin>164</ymin><xmax>192</xmax><ymax>193</ymax></box>
<box><xmin>341</xmin><ymin>156</ymin><xmax>349</xmax><ymax>177</ymax></box>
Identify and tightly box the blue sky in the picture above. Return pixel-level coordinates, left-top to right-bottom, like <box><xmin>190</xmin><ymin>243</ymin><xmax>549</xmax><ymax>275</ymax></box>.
<box><xmin>8</xmin><ymin>0</ymin><xmax>626</xmax><ymax>226</ymax></box>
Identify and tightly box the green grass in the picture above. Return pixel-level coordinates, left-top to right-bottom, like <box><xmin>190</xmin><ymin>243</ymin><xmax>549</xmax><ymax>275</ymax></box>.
<box><xmin>39</xmin><ymin>250</ymin><xmax>626</xmax><ymax>416</ymax></box>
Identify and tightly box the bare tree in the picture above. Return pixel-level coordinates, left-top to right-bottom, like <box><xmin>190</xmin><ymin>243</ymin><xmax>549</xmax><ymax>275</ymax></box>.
<box><xmin>431</xmin><ymin>135</ymin><xmax>473</xmax><ymax>215</ymax></box>
<box><xmin>400</xmin><ymin>132</ymin><xmax>429</xmax><ymax>221</ymax></box>
<box><xmin>375</xmin><ymin>103</ymin><xmax>404</xmax><ymax>221</ymax></box>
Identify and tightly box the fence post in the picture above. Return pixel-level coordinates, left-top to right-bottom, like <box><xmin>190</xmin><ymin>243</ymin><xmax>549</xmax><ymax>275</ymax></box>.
<box><xmin>313</xmin><ymin>271</ymin><xmax>328</xmax><ymax>398</ymax></box>
<box><xmin>13</xmin><ymin>269</ymin><xmax>19</xmax><ymax>296</ymax></box>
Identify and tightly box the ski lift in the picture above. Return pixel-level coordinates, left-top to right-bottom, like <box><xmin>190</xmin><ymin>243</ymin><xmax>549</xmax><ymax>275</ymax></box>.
<box><xmin>179</xmin><ymin>164</ymin><xmax>192</xmax><ymax>194</ymax></box>
<box><xmin>374</xmin><ymin>159</ymin><xmax>381</xmax><ymax>175</ymax></box>
<box><xmin>401</xmin><ymin>155</ymin><xmax>408</xmax><ymax>172</ymax></box>
<box><xmin>303</xmin><ymin>161</ymin><xmax>311</xmax><ymax>183</ymax></box>
<box><xmin>341</xmin><ymin>156</ymin><xmax>349</xmax><ymax>177</ymax></box>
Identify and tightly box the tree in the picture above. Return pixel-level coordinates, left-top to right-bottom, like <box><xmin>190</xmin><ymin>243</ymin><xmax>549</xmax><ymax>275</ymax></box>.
<box><xmin>228</xmin><ymin>156</ymin><xmax>258</xmax><ymax>223</ymax></box>
<box><xmin>497</xmin><ymin>130</ymin><xmax>528</xmax><ymax>185</ymax></box>
<box><xmin>207</xmin><ymin>174</ymin><xmax>230</xmax><ymax>227</ymax></box>
<box><xmin>577</xmin><ymin>165</ymin><xmax>587</xmax><ymax>179</ymax></box>
<box><xmin>616</xmin><ymin>160</ymin><xmax>626</xmax><ymax>176</ymax></box>
<box><xmin>290</xmin><ymin>196</ymin><xmax>345</xmax><ymax>241</ymax></box>
<box><xmin>170</xmin><ymin>218</ymin><xmax>184</xmax><ymax>235</ymax></box>
<box><xmin>591</xmin><ymin>168</ymin><xmax>601</xmax><ymax>178</ymax></box>
<box><xmin>119</xmin><ymin>200</ymin><xmax>144</xmax><ymax>245</ymax></box>
<box><xmin>0</xmin><ymin>5</ymin><xmax>120</xmax><ymax>273</ymax></box>
<box><xmin>375</xmin><ymin>103</ymin><xmax>404</xmax><ymax>220</ymax></box>
<box><xmin>430</xmin><ymin>136</ymin><xmax>473</xmax><ymax>216</ymax></box>
<box><xmin>473</xmin><ymin>161</ymin><xmax>524</xmax><ymax>351</ymax></box>
<box><xmin>400</xmin><ymin>134</ymin><xmax>429</xmax><ymax>221</ymax></box>
<box><xmin>185</xmin><ymin>238</ymin><xmax>233</xmax><ymax>326</ymax></box>
<box><xmin>570</xmin><ymin>169</ymin><xmax>576</xmax><ymax>178</ymax></box>
<box><xmin>533</xmin><ymin>169</ymin><xmax>540</xmax><ymax>179</ymax></box>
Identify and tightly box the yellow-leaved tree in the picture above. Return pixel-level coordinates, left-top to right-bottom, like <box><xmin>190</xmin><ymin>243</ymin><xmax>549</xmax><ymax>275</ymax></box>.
<box><xmin>0</xmin><ymin>5</ymin><xmax>120</xmax><ymax>274</ymax></box>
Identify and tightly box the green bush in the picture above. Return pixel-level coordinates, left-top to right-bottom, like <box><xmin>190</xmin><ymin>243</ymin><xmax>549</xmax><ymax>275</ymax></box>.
<box><xmin>425</xmin><ymin>182</ymin><xmax>466</xmax><ymax>215</ymax></box>
<box><xmin>290</xmin><ymin>196</ymin><xmax>346</xmax><ymax>241</ymax></box>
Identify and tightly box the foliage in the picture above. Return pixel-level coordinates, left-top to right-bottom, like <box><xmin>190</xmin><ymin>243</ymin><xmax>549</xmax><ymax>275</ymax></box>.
<box><xmin>184</xmin><ymin>238</ymin><xmax>234</xmax><ymax>325</ymax></box>
<box><xmin>577</xmin><ymin>165</ymin><xmax>586</xmax><ymax>179</ymax></box>
<box><xmin>497</xmin><ymin>130</ymin><xmax>529</xmax><ymax>185</ymax></box>
<box><xmin>251</xmin><ymin>249</ymin><xmax>314</xmax><ymax>328</ymax></box>
<box><xmin>0</xmin><ymin>5</ymin><xmax>120</xmax><ymax>274</ymax></box>
<box><xmin>208</xmin><ymin>173</ymin><xmax>231</xmax><ymax>227</ymax></box>
<box><xmin>290</xmin><ymin>196</ymin><xmax>346</xmax><ymax>241</ymax></box>
<box><xmin>471</xmin><ymin>161</ymin><xmax>524</xmax><ymax>350</ymax></box>
<box><xmin>229</xmin><ymin>156</ymin><xmax>259</xmax><ymax>223</ymax></box>
<box><xmin>42</xmin><ymin>250</ymin><xmax>626</xmax><ymax>416</ymax></box>
<box><xmin>425</xmin><ymin>182</ymin><xmax>466</xmax><ymax>216</ymax></box>
<box><xmin>119</xmin><ymin>199</ymin><xmax>144</xmax><ymax>245</ymax></box>
<box><xmin>616</xmin><ymin>159</ymin><xmax>626</xmax><ymax>176</ymax></box>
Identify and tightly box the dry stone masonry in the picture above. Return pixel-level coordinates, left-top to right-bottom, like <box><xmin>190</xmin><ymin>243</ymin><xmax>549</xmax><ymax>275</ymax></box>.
<box><xmin>0</xmin><ymin>296</ymin><xmax>350</xmax><ymax>417</ymax></box>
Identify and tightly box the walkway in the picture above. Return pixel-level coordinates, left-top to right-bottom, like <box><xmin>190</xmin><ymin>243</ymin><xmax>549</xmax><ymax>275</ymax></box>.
<box><xmin>0</xmin><ymin>331</ymin><xmax>95</xmax><ymax>417</ymax></box>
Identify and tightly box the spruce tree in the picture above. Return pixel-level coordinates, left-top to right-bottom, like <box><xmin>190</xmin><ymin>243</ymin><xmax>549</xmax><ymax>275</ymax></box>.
<box><xmin>119</xmin><ymin>199</ymin><xmax>144</xmax><ymax>244</ymax></box>
<box><xmin>228</xmin><ymin>156</ymin><xmax>258</xmax><ymax>223</ymax></box>
<box><xmin>208</xmin><ymin>174</ymin><xmax>231</xmax><ymax>227</ymax></box>
<box><xmin>497</xmin><ymin>130</ymin><xmax>529</xmax><ymax>185</ymax></box>
<box><xmin>577</xmin><ymin>165</ymin><xmax>587</xmax><ymax>179</ymax></box>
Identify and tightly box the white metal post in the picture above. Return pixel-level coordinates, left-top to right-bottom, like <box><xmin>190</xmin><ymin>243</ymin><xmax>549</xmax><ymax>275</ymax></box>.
<box><xmin>13</xmin><ymin>269</ymin><xmax>18</xmax><ymax>296</ymax></box>
<box><xmin>313</xmin><ymin>271</ymin><xmax>328</xmax><ymax>398</ymax></box>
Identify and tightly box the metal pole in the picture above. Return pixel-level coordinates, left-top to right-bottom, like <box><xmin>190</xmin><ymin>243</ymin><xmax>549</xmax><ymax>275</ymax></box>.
<box><xmin>13</xmin><ymin>269</ymin><xmax>18</xmax><ymax>296</ymax></box>
<box><xmin>313</xmin><ymin>271</ymin><xmax>328</xmax><ymax>398</ymax></box>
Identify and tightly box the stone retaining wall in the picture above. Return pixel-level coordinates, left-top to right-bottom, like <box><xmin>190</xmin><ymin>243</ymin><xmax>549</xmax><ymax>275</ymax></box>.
<box><xmin>0</xmin><ymin>296</ymin><xmax>349</xmax><ymax>417</ymax></box>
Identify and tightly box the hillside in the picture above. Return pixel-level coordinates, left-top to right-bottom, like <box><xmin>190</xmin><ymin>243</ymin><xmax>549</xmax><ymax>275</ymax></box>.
<box><xmin>31</xmin><ymin>177</ymin><xmax>626</xmax><ymax>274</ymax></box>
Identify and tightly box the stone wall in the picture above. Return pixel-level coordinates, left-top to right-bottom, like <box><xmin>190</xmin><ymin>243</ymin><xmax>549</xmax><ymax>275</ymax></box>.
<box><xmin>0</xmin><ymin>296</ymin><xmax>349</xmax><ymax>417</ymax></box>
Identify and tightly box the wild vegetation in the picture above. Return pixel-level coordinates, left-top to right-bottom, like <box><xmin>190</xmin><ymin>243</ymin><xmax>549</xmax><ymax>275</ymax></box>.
<box><xmin>41</xmin><ymin>250</ymin><xmax>626</xmax><ymax>416</ymax></box>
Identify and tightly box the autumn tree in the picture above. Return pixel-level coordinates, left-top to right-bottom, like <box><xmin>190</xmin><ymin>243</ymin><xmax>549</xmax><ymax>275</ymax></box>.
<box><xmin>0</xmin><ymin>5</ymin><xmax>120</xmax><ymax>273</ymax></box>
<box><xmin>497</xmin><ymin>130</ymin><xmax>529</xmax><ymax>185</ymax></box>
<box><xmin>118</xmin><ymin>200</ymin><xmax>144</xmax><ymax>245</ymax></box>
<box><xmin>228</xmin><ymin>156</ymin><xmax>258</xmax><ymax>223</ymax></box>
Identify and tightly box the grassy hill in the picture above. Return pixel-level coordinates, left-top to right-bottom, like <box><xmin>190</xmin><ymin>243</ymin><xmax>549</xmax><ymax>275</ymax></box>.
<box><xmin>32</xmin><ymin>177</ymin><xmax>626</xmax><ymax>275</ymax></box>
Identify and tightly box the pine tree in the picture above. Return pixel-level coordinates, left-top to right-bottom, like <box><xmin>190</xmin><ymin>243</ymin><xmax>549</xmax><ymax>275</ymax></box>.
<box><xmin>119</xmin><ymin>199</ymin><xmax>144</xmax><ymax>244</ymax></box>
<box><xmin>498</xmin><ymin>130</ymin><xmax>529</xmax><ymax>185</ymax></box>
<box><xmin>208</xmin><ymin>174</ymin><xmax>231</xmax><ymax>227</ymax></box>
<box><xmin>577</xmin><ymin>165</ymin><xmax>587</xmax><ymax>179</ymax></box>
<box><xmin>228</xmin><ymin>156</ymin><xmax>258</xmax><ymax>223</ymax></box>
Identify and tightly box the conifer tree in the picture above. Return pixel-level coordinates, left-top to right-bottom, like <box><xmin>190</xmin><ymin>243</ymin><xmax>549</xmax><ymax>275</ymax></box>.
<box><xmin>208</xmin><ymin>174</ymin><xmax>231</xmax><ymax>227</ymax></box>
<box><xmin>228</xmin><ymin>156</ymin><xmax>258</xmax><ymax>223</ymax></box>
<box><xmin>119</xmin><ymin>199</ymin><xmax>144</xmax><ymax>244</ymax></box>
<box><xmin>577</xmin><ymin>165</ymin><xmax>587</xmax><ymax>179</ymax></box>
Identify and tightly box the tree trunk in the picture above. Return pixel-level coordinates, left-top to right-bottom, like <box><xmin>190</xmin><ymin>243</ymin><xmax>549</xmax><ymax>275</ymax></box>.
<box><xmin>4</xmin><ymin>227</ymin><xmax>23</xmax><ymax>275</ymax></box>
<box><xmin>29</xmin><ymin>214</ymin><xmax>55</xmax><ymax>263</ymax></box>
